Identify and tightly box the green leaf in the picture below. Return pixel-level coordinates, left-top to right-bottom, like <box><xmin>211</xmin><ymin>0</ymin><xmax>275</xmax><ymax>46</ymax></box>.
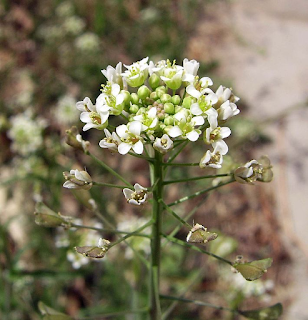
<box><xmin>239</xmin><ymin>303</ymin><xmax>283</xmax><ymax>320</ymax></box>
<box><xmin>233</xmin><ymin>258</ymin><xmax>273</xmax><ymax>281</ymax></box>
<box><xmin>38</xmin><ymin>302</ymin><xmax>73</xmax><ymax>320</ymax></box>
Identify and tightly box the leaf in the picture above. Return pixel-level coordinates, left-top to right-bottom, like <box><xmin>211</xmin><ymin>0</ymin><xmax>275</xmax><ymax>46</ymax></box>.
<box><xmin>239</xmin><ymin>303</ymin><xmax>283</xmax><ymax>320</ymax></box>
<box><xmin>38</xmin><ymin>302</ymin><xmax>73</xmax><ymax>320</ymax></box>
<box><xmin>233</xmin><ymin>258</ymin><xmax>273</xmax><ymax>281</ymax></box>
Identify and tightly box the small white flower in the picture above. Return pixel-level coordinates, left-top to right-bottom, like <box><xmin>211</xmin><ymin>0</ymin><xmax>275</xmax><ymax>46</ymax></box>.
<box><xmin>199</xmin><ymin>144</ymin><xmax>226</xmax><ymax>169</ymax></box>
<box><xmin>215</xmin><ymin>85</ymin><xmax>240</xmax><ymax>104</ymax></box>
<box><xmin>99</xmin><ymin>129</ymin><xmax>121</xmax><ymax>152</ymax></box>
<box><xmin>160</xmin><ymin>63</ymin><xmax>184</xmax><ymax>90</ymax></box>
<box><xmin>218</xmin><ymin>100</ymin><xmax>240</xmax><ymax>121</ymax></box>
<box><xmin>182</xmin><ymin>58</ymin><xmax>200</xmax><ymax>82</ymax></box>
<box><xmin>153</xmin><ymin>134</ymin><xmax>174</xmax><ymax>154</ymax></box>
<box><xmin>123</xmin><ymin>183</ymin><xmax>147</xmax><ymax>206</ymax></box>
<box><xmin>133</xmin><ymin>107</ymin><xmax>158</xmax><ymax>133</ymax></box>
<box><xmin>116</xmin><ymin>121</ymin><xmax>144</xmax><ymax>155</ymax></box>
<box><xmin>122</xmin><ymin>57</ymin><xmax>149</xmax><ymax>87</ymax></box>
<box><xmin>77</xmin><ymin>97</ymin><xmax>109</xmax><ymax>131</ymax></box>
<box><xmin>63</xmin><ymin>169</ymin><xmax>92</xmax><ymax>190</ymax></box>
<box><xmin>101</xmin><ymin>62</ymin><xmax>123</xmax><ymax>86</ymax></box>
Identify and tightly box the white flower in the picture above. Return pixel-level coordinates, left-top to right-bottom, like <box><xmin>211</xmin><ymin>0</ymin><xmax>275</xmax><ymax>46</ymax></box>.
<box><xmin>182</xmin><ymin>58</ymin><xmax>200</xmax><ymax>82</ymax></box>
<box><xmin>77</xmin><ymin>97</ymin><xmax>109</xmax><ymax>131</ymax></box>
<box><xmin>101</xmin><ymin>62</ymin><xmax>123</xmax><ymax>85</ymax></box>
<box><xmin>133</xmin><ymin>107</ymin><xmax>158</xmax><ymax>133</ymax></box>
<box><xmin>160</xmin><ymin>61</ymin><xmax>184</xmax><ymax>90</ymax></box>
<box><xmin>168</xmin><ymin>112</ymin><xmax>204</xmax><ymax>142</ymax></box>
<box><xmin>199</xmin><ymin>144</ymin><xmax>226</xmax><ymax>169</ymax></box>
<box><xmin>215</xmin><ymin>85</ymin><xmax>240</xmax><ymax>104</ymax></box>
<box><xmin>116</xmin><ymin>121</ymin><xmax>144</xmax><ymax>155</ymax></box>
<box><xmin>123</xmin><ymin>183</ymin><xmax>148</xmax><ymax>206</ymax></box>
<box><xmin>122</xmin><ymin>57</ymin><xmax>149</xmax><ymax>87</ymax></box>
<box><xmin>186</xmin><ymin>77</ymin><xmax>214</xmax><ymax>99</ymax></box>
<box><xmin>96</xmin><ymin>83</ymin><xmax>125</xmax><ymax>116</ymax></box>
<box><xmin>153</xmin><ymin>134</ymin><xmax>174</xmax><ymax>154</ymax></box>
<box><xmin>205</xmin><ymin>109</ymin><xmax>231</xmax><ymax>154</ymax></box>
<box><xmin>63</xmin><ymin>169</ymin><xmax>92</xmax><ymax>190</ymax></box>
<box><xmin>99</xmin><ymin>129</ymin><xmax>121</xmax><ymax>152</ymax></box>
<box><xmin>218</xmin><ymin>100</ymin><xmax>240</xmax><ymax>121</ymax></box>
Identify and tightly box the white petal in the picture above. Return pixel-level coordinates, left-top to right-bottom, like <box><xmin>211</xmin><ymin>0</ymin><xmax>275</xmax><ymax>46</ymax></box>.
<box><xmin>118</xmin><ymin>142</ymin><xmax>132</xmax><ymax>155</ymax></box>
<box><xmin>80</xmin><ymin>112</ymin><xmax>91</xmax><ymax>123</ymax></box>
<box><xmin>116</xmin><ymin>93</ymin><xmax>124</xmax><ymax>106</ymax></box>
<box><xmin>129</xmin><ymin>121</ymin><xmax>142</xmax><ymax>136</ymax></box>
<box><xmin>213</xmin><ymin>140</ymin><xmax>228</xmax><ymax>155</ymax></box>
<box><xmin>186</xmin><ymin>85</ymin><xmax>201</xmax><ymax>99</ymax></box>
<box><xmin>63</xmin><ymin>181</ymin><xmax>77</xmax><ymax>189</ymax></box>
<box><xmin>134</xmin><ymin>183</ymin><xmax>146</xmax><ymax>192</ymax></box>
<box><xmin>191</xmin><ymin>103</ymin><xmax>202</xmax><ymax>116</ymax></box>
<box><xmin>220</xmin><ymin>127</ymin><xmax>231</xmax><ymax>139</ymax></box>
<box><xmin>132</xmin><ymin>140</ymin><xmax>144</xmax><ymax>154</ymax></box>
<box><xmin>111</xmin><ymin>83</ymin><xmax>120</xmax><ymax>96</ymax></box>
<box><xmin>123</xmin><ymin>188</ymin><xmax>133</xmax><ymax>199</ymax></box>
<box><xmin>116</xmin><ymin>124</ymin><xmax>128</xmax><ymax>138</ymax></box>
<box><xmin>83</xmin><ymin>123</ymin><xmax>95</xmax><ymax>131</ymax></box>
<box><xmin>192</xmin><ymin>116</ymin><xmax>205</xmax><ymax>126</ymax></box>
<box><xmin>104</xmin><ymin>129</ymin><xmax>111</xmax><ymax>138</ymax></box>
<box><xmin>168</xmin><ymin>126</ymin><xmax>182</xmax><ymax>138</ymax></box>
<box><xmin>186</xmin><ymin>130</ymin><xmax>199</xmax><ymax>141</ymax></box>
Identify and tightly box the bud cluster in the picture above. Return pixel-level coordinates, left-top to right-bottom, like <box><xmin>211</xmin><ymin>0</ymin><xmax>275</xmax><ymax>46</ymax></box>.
<box><xmin>76</xmin><ymin>58</ymin><xmax>240</xmax><ymax>168</ymax></box>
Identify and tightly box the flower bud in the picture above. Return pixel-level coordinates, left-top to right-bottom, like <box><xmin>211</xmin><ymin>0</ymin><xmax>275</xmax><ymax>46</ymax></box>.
<box><xmin>164</xmin><ymin>102</ymin><xmax>175</xmax><ymax>115</ymax></box>
<box><xmin>160</xmin><ymin>93</ymin><xmax>172</xmax><ymax>103</ymax></box>
<box><xmin>63</xmin><ymin>169</ymin><xmax>92</xmax><ymax>190</ymax></box>
<box><xmin>65</xmin><ymin>126</ymin><xmax>90</xmax><ymax>153</ymax></box>
<box><xmin>149</xmin><ymin>73</ymin><xmax>160</xmax><ymax>89</ymax></box>
<box><xmin>164</xmin><ymin>116</ymin><xmax>174</xmax><ymax>126</ymax></box>
<box><xmin>182</xmin><ymin>96</ymin><xmax>193</xmax><ymax>109</ymax></box>
<box><xmin>171</xmin><ymin>94</ymin><xmax>181</xmax><ymax>105</ymax></box>
<box><xmin>137</xmin><ymin>85</ymin><xmax>151</xmax><ymax>100</ymax></box>
<box><xmin>129</xmin><ymin>104</ymin><xmax>139</xmax><ymax>114</ymax></box>
<box><xmin>34</xmin><ymin>202</ymin><xmax>72</xmax><ymax>228</ymax></box>
<box><xmin>155</xmin><ymin>86</ymin><xmax>167</xmax><ymax>98</ymax></box>
<box><xmin>121</xmin><ymin>90</ymin><xmax>131</xmax><ymax>106</ymax></box>
<box><xmin>150</xmin><ymin>92</ymin><xmax>159</xmax><ymax>100</ymax></box>
<box><xmin>130</xmin><ymin>93</ymin><xmax>139</xmax><ymax>104</ymax></box>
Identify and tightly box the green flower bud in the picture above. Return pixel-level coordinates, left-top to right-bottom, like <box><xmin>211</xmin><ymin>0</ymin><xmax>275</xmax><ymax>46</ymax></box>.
<box><xmin>164</xmin><ymin>102</ymin><xmax>175</xmax><ymax>115</ymax></box>
<box><xmin>130</xmin><ymin>93</ymin><xmax>139</xmax><ymax>104</ymax></box>
<box><xmin>121</xmin><ymin>90</ymin><xmax>131</xmax><ymax>106</ymax></box>
<box><xmin>137</xmin><ymin>85</ymin><xmax>151</xmax><ymax>100</ymax></box>
<box><xmin>175</xmin><ymin>105</ymin><xmax>183</xmax><ymax>114</ymax></box>
<box><xmin>136</xmin><ymin>107</ymin><xmax>146</xmax><ymax>115</ymax></box>
<box><xmin>155</xmin><ymin>86</ymin><xmax>167</xmax><ymax>98</ymax></box>
<box><xmin>149</xmin><ymin>73</ymin><xmax>160</xmax><ymax>89</ymax></box>
<box><xmin>129</xmin><ymin>104</ymin><xmax>139</xmax><ymax>114</ymax></box>
<box><xmin>183</xmin><ymin>96</ymin><xmax>193</xmax><ymax>109</ymax></box>
<box><xmin>150</xmin><ymin>92</ymin><xmax>159</xmax><ymax>100</ymax></box>
<box><xmin>171</xmin><ymin>94</ymin><xmax>181</xmax><ymax>105</ymax></box>
<box><xmin>161</xmin><ymin>93</ymin><xmax>172</xmax><ymax>103</ymax></box>
<box><xmin>164</xmin><ymin>116</ymin><xmax>174</xmax><ymax>126</ymax></box>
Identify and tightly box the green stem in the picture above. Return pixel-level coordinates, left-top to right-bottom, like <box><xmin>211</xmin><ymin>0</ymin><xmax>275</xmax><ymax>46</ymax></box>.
<box><xmin>79</xmin><ymin>307</ymin><xmax>149</xmax><ymax>319</ymax></box>
<box><xmin>168</xmin><ymin>179</ymin><xmax>235</xmax><ymax>207</ymax></box>
<box><xmin>70</xmin><ymin>224</ymin><xmax>151</xmax><ymax>238</ymax></box>
<box><xmin>166</xmin><ymin>140</ymin><xmax>189</xmax><ymax>164</ymax></box>
<box><xmin>128</xmin><ymin>151</ymin><xmax>153</xmax><ymax>162</ymax></box>
<box><xmin>149</xmin><ymin>151</ymin><xmax>164</xmax><ymax>320</ymax></box>
<box><xmin>110</xmin><ymin>220</ymin><xmax>154</xmax><ymax>248</ymax></box>
<box><xmin>160</xmin><ymin>200</ymin><xmax>191</xmax><ymax>228</ymax></box>
<box><xmin>92</xmin><ymin>181</ymin><xmax>127</xmax><ymax>189</ymax></box>
<box><xmin>87</xmin><ymin>152</ymin><xmax>133</xmax><ymax>188</ymax></box>
<box><xmin>162</xmin><ymin>234</ymin><xmax>233</xmax><ymax>265</ymax></box>
<box><xmin>160</xmin><ymin>295</ymin><xmax>236</xmax><ymax>313</ymax></box>
<box><xmin>163</xmin><ymin>173</ymin><xmax>233</xmax><ymax>185</ymax></box>
<box><xmin>163</xmin><ymin>162</ymin><xmax>199</xmax><ymax>167</ymax></box>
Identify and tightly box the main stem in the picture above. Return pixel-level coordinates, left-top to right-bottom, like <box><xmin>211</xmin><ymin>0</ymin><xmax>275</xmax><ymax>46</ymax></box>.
<box><xmin>149</xmin><ymin>151</ymin><xmax>164</xmax><ymax>320</ymax></box>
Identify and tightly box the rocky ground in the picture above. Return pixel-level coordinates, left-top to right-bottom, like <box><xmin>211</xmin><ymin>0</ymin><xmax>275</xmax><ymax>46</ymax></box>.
<box><xmin>187</xmin><ymin>0</ymin><xmax>308</xmax><ymax>318</ymax></box>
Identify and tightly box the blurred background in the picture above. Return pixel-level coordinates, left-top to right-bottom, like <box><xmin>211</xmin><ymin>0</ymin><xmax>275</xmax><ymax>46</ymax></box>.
<box><xmin>1</xmin><ymin>0</ymin><xmax>308</xmax><ymax>319</ymax></box>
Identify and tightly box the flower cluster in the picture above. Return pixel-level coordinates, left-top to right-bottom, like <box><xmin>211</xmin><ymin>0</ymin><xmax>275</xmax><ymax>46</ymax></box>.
<box><xmin>76</xmin><ymin>58</ymin><xmax>240</xmax><ymax>168</ymax></box>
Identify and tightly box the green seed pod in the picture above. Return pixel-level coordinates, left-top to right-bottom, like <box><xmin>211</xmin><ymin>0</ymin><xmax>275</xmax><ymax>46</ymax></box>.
<box><xmin>129</xmin><ymin>104</ymin><xmax>139</xmax><ymax>114</ymax></box>
<box><xmin>130</xmin><ymin>93</ymin><xmax>139</xmax><ymax>104</ymax></box>
<box><xmin>171</xmin><ymin>94</ymin><xmax>181</xmax><ymax>105</ymax></box>
<box><xmin>160</xmin><ymin>93</ymin><xmax>172</xmax><ymax>104</ymax></box>
<box><xmin>149</xmin><ymin>73</ymin><xmax>160</xmax><ymax>89</ymax></box>
<box><xmin>164</xmin><ymin>102</ymin><xmax>175</xmax><ymax>115</ymax></box>
<box><xmin>137</xmin><ymin>85</ymin><xmax>151</xmax><ymax>100</ymax></box>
